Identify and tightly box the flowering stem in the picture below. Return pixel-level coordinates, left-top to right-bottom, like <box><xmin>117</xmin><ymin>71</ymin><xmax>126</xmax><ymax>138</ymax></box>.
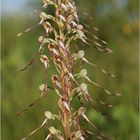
<box><xmin>58</xmin><ymin>1</ymin><xmax>72</xmax><ymax>139</ymax></box>
<box><xmin>61</xmin><ymin>67</ymin><xmax>71</xmax><ymax>139</ymax></box>
<box><xmin>18</xmin><ymin>0</ymin><xmax>120</xmax><ymax>139</ymax></box>
<box><xmin>60</xmin><ymin>34</ymin><xmax>72</xmax><ymax>140</ymax></box>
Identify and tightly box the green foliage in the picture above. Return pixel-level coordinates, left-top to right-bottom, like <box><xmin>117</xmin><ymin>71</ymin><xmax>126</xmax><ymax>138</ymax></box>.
<box><xmin>2</xmin><ymin>0</ymin><xmax>139</xmax><ymax>140</ymax></box>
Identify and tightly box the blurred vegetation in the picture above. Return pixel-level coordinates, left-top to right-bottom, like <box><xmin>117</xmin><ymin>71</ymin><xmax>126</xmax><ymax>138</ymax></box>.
<box><xmin>2</xmin><ymin>0</ymin><xmax>139</xmax><ymax>140</ymax></box>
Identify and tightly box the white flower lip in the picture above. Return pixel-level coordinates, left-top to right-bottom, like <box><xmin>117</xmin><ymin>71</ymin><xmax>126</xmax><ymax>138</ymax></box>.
<box><xmin>49</xmin><ymin>127</ymin><xmax>57</xmax><ymax>135</ymax></box>
<box><xmin>80</xmin><ymin>83</ymin><xmax>87</xmax><ymax>92</ymax></box>
<box><xmin>77</xmin><ymin>50</ymin><xmax>85</xmax><ymax>59</ymax></box>
<box><xmin>40</xmin><ymin>12</ymin><xmax>48</xmax><ymax>20</ymax></box>
<box><xmin>77</xmin><ymin>25</ymin><xmax>84</xmax><ymax>30</ymax></box>
<box><xmin>44</xmin><ymin>111</ymin><xmax>53</xmax><ymax>119</ymax></box>
<box><xmin>76</xmin><ymin>30</ymin><xmax>85</xmax><ymax>39</ymax></box>
<box><xmin>39</xmin><ymin>84</ymin><xmax>47</xmax><ymax>91</ymax></box>
<box><xmin>79</xmin><ymin>69</ymin><xmax>87</xmax><ymax>77</ymax></box>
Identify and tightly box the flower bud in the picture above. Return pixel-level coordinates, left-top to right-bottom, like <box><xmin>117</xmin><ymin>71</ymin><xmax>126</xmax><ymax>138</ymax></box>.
<box><xmin>58</xmin><ymin>40</ymin><xmax>65</xmax><ymax>49</ymax></box>
<box><xmin>40</xmin><ymin>12</ymin><xmax>48</xmax><ymax>20</ymax></box>
<box><xmin>67</xmin><ymin>15</ymin><xmax>74</xmax><ymax>24</ymax></box>
<box><xmin>59</xmin><ymin>15</ymin><xmax>66</xmax><ymax>22</ymax></box>
<box><xmin>71</xmin><ymin>21</ymin><xmax>77</xmax><ymax>27</ymax></box>
<box><xmin>61</xmin><ymin>3</ymin><xmax>67</xmax><ymax>11</ymax></box>
<box><xmin>43</xmin><ymin>0</ymin><xmax>50</xmax><ymax>3</ymax></box>
<box><xmin>68</xmin><ymin>2</ymin><xmax>74</xmax><ymax>10</ymax></box>
<box><xmin>63</xmin><ymin>101</ymin><xmax>70</xmax><ymax>111</ymax></box>
<box><xmin>43</xmin><ymin>0</ymin><xmax>54</xmax><ymax>5</ymax></box>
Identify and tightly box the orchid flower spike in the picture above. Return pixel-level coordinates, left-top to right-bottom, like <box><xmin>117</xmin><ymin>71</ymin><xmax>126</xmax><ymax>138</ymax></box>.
<box><xmin>19</xmin><ymin>0</ymin><xmax>122</xmax><ymax>139</ymax></box>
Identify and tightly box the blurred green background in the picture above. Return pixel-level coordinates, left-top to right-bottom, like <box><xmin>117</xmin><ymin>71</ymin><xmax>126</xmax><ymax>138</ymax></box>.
<box><xmin>2</xmin><ymin>0</ymin><xmax>139</xmax><ymax>140</ymax></box>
